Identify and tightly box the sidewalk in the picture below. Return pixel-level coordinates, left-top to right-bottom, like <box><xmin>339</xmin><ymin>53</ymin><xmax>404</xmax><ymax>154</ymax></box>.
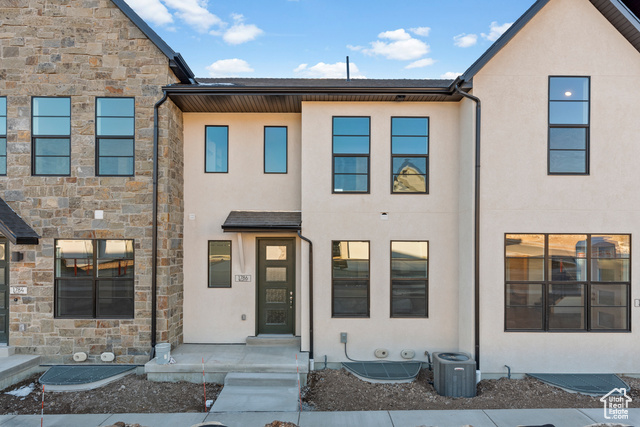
<box><xmin>0</xmin><ymin>408</ymin><xmax>638</xmax><ymax>427</ymax></box>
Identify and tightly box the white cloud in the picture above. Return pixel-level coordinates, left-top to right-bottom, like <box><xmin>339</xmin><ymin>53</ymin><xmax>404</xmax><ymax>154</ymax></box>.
<box><xmin>377</xmin><ymin>29</ymin><xmax>412</xmax><ymax>41</ymax></box>
<box><xmin>453</xmin><ymin>33</ymin><xmax>478</xmax><ymax>48</ymax></box>
<box><xmin>440</xmin><ymin>71</ymin><xmax>462</xmax><ymax>79</ymax></box>
<box><xmin>481</xmin><ymin>21</ymin><xmax>512</xmax><ymax>41</ymax></box>
<box><xmin>410</xmin><ymin>27</ymin><xmax>431</xmax><ymax>37</ymax></box>
<box><xmin>347</xmin><ymin>45</ymin><xmax>364</xmax><ymax>52</ymax></box>
<box><xmin>293</xmin><ymin>61</ymin><xmax>365</xmax><ymax>78</ymax></box>
<box><xmin>206</xmin><ymin>59</ymin><xmax>254</xmax><ymax>77</ymax></box>
<box><xmin>405</xmin><ymin>58</ymin><xmax>435</xmax><ymax>69</ymax></box>
<box><xmin>222</xmin><ymin>14</ymin><xmax>264</xmax><ymax>44</ymax></box>
<box><xmin>161</xmin><ymin>0</ymin><xmax>223</xmax><ymax>33</ymax></box>
<box><xmin>124</xmin><ymin>0</ymin><xmax>173</xmax><ymax>26</ymax></box>
<box><xmin>360</xmin><ymin>29</ymin><xmax>430</xmax><ymax>61</ymax></box>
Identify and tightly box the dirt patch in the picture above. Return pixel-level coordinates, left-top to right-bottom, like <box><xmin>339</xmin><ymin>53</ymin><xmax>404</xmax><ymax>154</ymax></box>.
<box><xmin>0</xmin><ymin>373</ymin><xmax>221</xmax><ymax>415</ymax></box>
<box><xmin>301</xmin><ymin>369</ymin><xmax>640</xmax><ymax>411</ymax></box>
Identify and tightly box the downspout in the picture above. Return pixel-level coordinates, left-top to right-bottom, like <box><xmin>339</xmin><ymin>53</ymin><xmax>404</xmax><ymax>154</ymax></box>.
<box><xmin>151</xmin><ymin>90</ymin><xmax>168</xmax><ymax>359</ymax></box>
<box><xmin>297</xmin><ymin>230</ymin><xmax>313</xmax><ymax>360</ymax></box>
<box><xmin>453</xmin><ymin>82</ymin><xmax>481</xmax><ymax>370</ymax></box>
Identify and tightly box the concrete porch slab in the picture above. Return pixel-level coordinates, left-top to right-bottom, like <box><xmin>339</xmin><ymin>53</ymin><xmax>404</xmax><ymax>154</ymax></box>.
<box><xmin>0</xmin><ymin>354</ymin><xmax>43</xmax><ymax>391</ymax></box>
<box><xmin>145</xmin><ymin>344</ymin><xmax>309</xmax><ymax>384</ymax></box>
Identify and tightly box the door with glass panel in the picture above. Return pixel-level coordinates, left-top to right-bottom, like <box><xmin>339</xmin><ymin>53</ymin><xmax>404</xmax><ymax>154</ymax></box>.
<box><xmin>257</xmin><ymin>239</ymin><xmax>295</xmax><ymax>334</ymax></box>
<box><xmin>0</xmin><ymin>239</ymin><xmax>8</xmax><ymax>344</ymax></box>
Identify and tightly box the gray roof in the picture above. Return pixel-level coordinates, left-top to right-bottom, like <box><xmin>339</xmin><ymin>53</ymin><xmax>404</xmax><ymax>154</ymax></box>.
<box><xmin>222</xmin><ymin>211</ymin><xmax>302</xmax><ymax>232</ymax></box>
<box><xmin>110</xmin><ymin>0</ymin><xmax>194</xmax><ymax>83</ymax></box>
<box><xmin>194</xmin><ymin>78</ymin><xmax>454</xmax><ymax>89</ymax></box>
<box><xmin>0</xmin><ymin>198</ymin><xmax>40</xmax><ymax>245</ymax></box>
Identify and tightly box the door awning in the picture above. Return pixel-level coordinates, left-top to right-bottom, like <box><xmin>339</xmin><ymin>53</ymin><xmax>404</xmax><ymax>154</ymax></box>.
<box><xmin>0</xmin><ymin>198</ymin><xmax>40</xmax><ymax>245</ymax></box>
<box><xmin>222</xmin><ymin>211</ymin><xmax>301</xmax><ymax>232</ymax></box>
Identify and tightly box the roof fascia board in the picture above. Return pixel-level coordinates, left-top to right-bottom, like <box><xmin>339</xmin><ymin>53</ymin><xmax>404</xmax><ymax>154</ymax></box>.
<box><xmin>461</xmin><ymin>0</ymin><xmax>551</xmax><ymax>82</ymax></box>
<box><xmin>163</xmin><ymin>85</ymin><xmax>455</xmax><ymax>96</ymax></box>
<box><xmin>600</xmin><ymin>0</ymin><xmax>640</xmax><ymax>36</ymax></box>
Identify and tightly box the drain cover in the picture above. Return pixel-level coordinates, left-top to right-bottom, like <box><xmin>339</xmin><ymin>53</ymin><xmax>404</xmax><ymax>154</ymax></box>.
<box><xmin>40</xmin><ymin>365</ymin><xmax>136</xmax><ymax>386</ymax></box>
<box><xmin>527</xmin><ymin>373</ymin><xmax>629</xmax><ymax>395</ymax></box>
<box><xmin>343</xmin><ymin>361</ymin><xmax>422</xmax><ymax>381</ymax></box>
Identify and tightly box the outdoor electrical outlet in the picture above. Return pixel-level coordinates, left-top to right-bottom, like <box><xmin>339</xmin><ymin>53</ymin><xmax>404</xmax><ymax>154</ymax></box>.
<box><xmin>635</xmin><ymin>299</ymin><xmax>640</xmax><ymax>307</ymax></box>
<box><xmin>340</xmin><ymin>332</ymin><xmax>347</xmax><ymax>343</ymax></box>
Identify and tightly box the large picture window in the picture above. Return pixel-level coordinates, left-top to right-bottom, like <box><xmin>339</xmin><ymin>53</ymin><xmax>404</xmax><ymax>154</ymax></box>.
<box><xmin>505</xmin><ymin>234</ymin><xmax>630</xmax><ymax>331</ymax></box>
<box><xmin>0</xmin><ymin>97</ymin><xmax>6</xmax><ymax>175</ymax></box>
<box><xmin>333</xmin><ymin>117</ymin><xmax>370</xmax><ymax>193</ymax></box>
<box><xmin>391</xmin><ymin>117</ymin><xmax>428</xmax><ymax>193</ymax></box>
<box><xmin>208</xmin><ymin>241</ymin><xmax>231</xmax><ymax>288</ymax></box>
<box><xmin>96</xmin><ymin>97</ymin><xmax>135</xmax><ymax>176</ymax></box>
<box><xmin>32</xmin><ymin>97</ymin><xmax>71</xmax><ymax>176</ymax></box>
<box><xmin>391</xmin><ymin>241</ymin><xmax>428</xmax><ymax>317</ymax></box>
<box><xmin>205</xmin><ymin>126</ymin><xmax>228</xmax><ymax>173</ymax></box>
<box><xmin>548</xmin><ymin>77</ymin><xmax>589</xmax><ymax>174</ymax></box>
<box><xmin>332</xmin><ymin>241</ymin><xmax>369</xmax><ymax>317</ymax></box>
<box><xmin>55</xmin><ymin>239</ymin><xmax>134</xmax><ymax>318</ymax></box>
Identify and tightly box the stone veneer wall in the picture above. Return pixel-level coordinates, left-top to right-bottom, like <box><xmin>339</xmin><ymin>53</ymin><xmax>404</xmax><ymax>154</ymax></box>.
<box><xmin>0</xmin><ymin>0</ymin><xmax>184</xmax><ymax>363</ymax></box>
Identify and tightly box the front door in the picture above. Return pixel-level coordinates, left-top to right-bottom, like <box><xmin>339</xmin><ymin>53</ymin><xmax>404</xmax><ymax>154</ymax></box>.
<box><xmin>257</xmin><ymin>238</ymin><xmax>295</xmax><ymax>334</ymax></box>
<box><xmin>0</xmin><ymin>239</ymin><xmax>8</xmax><ymax>344</ymax></box>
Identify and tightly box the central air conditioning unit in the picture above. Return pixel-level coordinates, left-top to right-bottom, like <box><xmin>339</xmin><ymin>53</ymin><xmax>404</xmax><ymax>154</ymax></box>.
<box><xmin>432</xmin><ymin>352</ymin><xmax>476</xmax><ymax>398</ymax></box>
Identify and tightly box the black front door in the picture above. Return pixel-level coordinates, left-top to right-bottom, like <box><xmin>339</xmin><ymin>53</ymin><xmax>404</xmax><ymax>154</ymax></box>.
<box><xmin>257</xmin><ymin>238</ymin><xmax>295</xmax><ymax>334</ymax></box>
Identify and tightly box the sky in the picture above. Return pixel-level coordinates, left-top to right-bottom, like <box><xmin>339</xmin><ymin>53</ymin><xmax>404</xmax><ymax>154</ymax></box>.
<box><xmin>123</xmin><ymin>0</ymin><xmax>537</xmax><ymax>80</ymax></box>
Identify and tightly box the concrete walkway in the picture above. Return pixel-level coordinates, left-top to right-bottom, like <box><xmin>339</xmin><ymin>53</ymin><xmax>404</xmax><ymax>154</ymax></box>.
<box><xmin>1</xmin><ymin>408</ymin><xmax>638</xmax><ymax>427</ymax></box>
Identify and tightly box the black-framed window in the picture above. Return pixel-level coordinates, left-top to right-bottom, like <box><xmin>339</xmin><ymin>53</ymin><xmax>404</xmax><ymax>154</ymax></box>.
<box><xmin>208</xmin><ymin>241</ymin><xmax>231</xmax><ymax>288</ymax></box>
<box><xmin>0</xmin><ymin>97</ymin><xmax>6</xmax><ymax>175</ymax></box>
<box><xmin>264</xmin><ymin>126</ymin><xmax>287</xmax><ymax>174</ymax></box>
<box><xmin>32</xmin><ymin>97</ymin><xmax>71</xmax><ymax>176</ymax></box>
<box><xmin>205</xmin><ymin>126</ymin><xmax>228</xmax><ymax>173</ymax></box>
<box><xmin>505</xmin><ymin>234</ymin><xmax>630</xmax><ymax>331</ymax></box>
<box><xmin>391</xmin><ymin>241</ymin><xmax>428</xmax><ymax>317</ymax></box>
<box><xmin>96</xmin><ymin>97</ymin><xmax>134</xmax><ymax>176</ymax></box>
<box><xmin>332</xmin><ymin>241</ymin><xmax>369</xmax><ymax>317</ymax></box>
<box><xmin>55</xmin><ymin>239</ymin><xmax>134</xmax><ymax>319</ymax></box>
<box><xmin>548</xmin><ymin>77</ymin><xmax>589</xmax><ymax>174</ymax></box>
<box><xmin>333</xmin><ymin>117</ymin><xmax>370</xmax><ymax>193</ymax></box>
<box><xmin>391</xmin><ymin>117</ymin><xmax>428</xmax><ymax>193</ymax></box>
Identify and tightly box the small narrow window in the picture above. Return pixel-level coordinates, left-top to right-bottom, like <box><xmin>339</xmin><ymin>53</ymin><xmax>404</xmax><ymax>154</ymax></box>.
<box><xmin>264</xmin><ymin>126</ymin><xmax>287</xmax><ymax>173</ymax></box>
<box><xmin>96</xmin><ymin>97</ymin><xmax>135</xmax><ymax>176</ymax></box>
<box><xmin>333</xmin><ymin>117</ymin><xmax>370</xmax><ymax>193</ymax></box>
<box><xmin>332</xmin><ymin>241</ymin><xmax>369</xmax><ymax>317</ymax></box>
<box><xmin>205</xmin><ymin>126</ymin><xmax>228</xmax><ymax>173</ymax></box>
<box><xmin>0</xmin><ymin>97</ymin><xmax>6</xmax><ymax>175</ymax></box>
<box><xmin>208</xmin><ymin>241</ymin><xmax>232</xmax><ymax>288</ymax></box>
<box><xmin>391</xmin><ymin>241</ymin><xmax>428</xmax><ymax>317</ymax></box>
<box><xmin>548</xmin><ymin>77</ymin><xmax>589</xmax><ymax>174</ymax></box>
<box><xmin>32</xmin><ymin>97</ymin><xmax>71</xmax><ymax>176</ymax></box>
<box><xmin>391</xmin><ymin>117</ymin><xmax>428</xmax><ymax>193</ymax></box>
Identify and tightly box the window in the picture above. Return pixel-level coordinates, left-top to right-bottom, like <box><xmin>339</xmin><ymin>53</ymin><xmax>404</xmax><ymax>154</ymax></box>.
<box><xmin>333</xmin><ymin>117</ymin><xmax>369</xmax><ymax>193</ymax></box>
<box><xmin>264</xmin><ymin>126</ymin><xmax>287</xmax><ymax>173</ymax></box>
<box><xmin>208</xmin><ymin>241</ymin><xmax>231</xmax><ymax>288</ymax></box>
<box><xmin>96</xmin><ymin>97</ymin><xmax>134</xmax><ymax>176</ymax></box>
<box><xmin>55</xmin><ymin>239</ymin><xmax>134</xmax><ymax>318</ymax></box>
<box><xmin>391</xmin><ymin>241</ymin><xmax>428</xmax><ymax>317</ymax></box>
<box><xmin>548</xmin><ymin>77</ymin><xmax>589</xmax><ymax>174</ymax></box>
<box><xmin>32</xmin><ymin>97</ymin><xmax>71</xmax><ymax>176</ymax></box>
<box><xmin>0</xmin><ymin>97</ymin><xmax>6</xmax><ymax>175</ymax></box>
<box><xmin>505</xmin><ymin>234</ymin><xmax>630</xmax><ymax>331</ymax></box>
<box><xmin>332</xmin><ymin>241</ymin><xmax>369</xmax><ymax>317</ymax></box>
<box><xmin>205</xmin><ymin>126</ymin><xmax>228</xmax><ymax>173</ymax></box>
<box><xmin>391</xmin><ymin>117</ymin><xmax>428</xmax><ymax>193</ymax></box>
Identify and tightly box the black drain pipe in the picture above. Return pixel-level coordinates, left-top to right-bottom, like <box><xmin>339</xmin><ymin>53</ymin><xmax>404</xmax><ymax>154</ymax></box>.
<box><xmin>297</xmin><ymin>230</ymin><xmax>314</xmax><ymax>360</ymax></box>
<box><xmin>453</xmin><ymin>82</ymin><xmax>481</xmax><ymax>371</ymax></box>
<box><xmin>151</xmin><ymin>91</ymin><xmax>168</xmax><ymax>359</ymax></box>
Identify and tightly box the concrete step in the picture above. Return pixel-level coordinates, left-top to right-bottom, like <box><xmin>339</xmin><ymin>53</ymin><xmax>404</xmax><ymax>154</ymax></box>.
<box><xmin>0</xmin><ymin>355</ymin><xmax>43</xmax><ymax>390</ymax></box>
<box><xmin>246</xmin><ymin>335</ymin><xmax>301</xmax><ymax>347</ymax></box>
<box><xmin>211</xmin><ymin>372</ymin><xmax>301</xmax><ymax>412</ymax></box>
<box><xmin>0</xmin><ymin>346</ymin><xmax>15</xmax><ymax>357</ymax></box>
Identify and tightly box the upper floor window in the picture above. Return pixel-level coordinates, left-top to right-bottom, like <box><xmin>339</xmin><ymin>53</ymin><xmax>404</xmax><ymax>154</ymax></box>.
<box><xmin>548</xmin><ymin>77</ymin><xmax>589</xmax><ymax>174</ymax></box>
<box><xmin>505</xmin><ymin>233</ymin><xmax>630</xmax><ymax>331</ymax></box>
<box><xmin>96</xmin><ymin>98</ymin><xmax>135</xmax><ymax>176</ymax></box>
<box><xmin>391</xmin><ymin>241</ymin><xmax>429</xmax><ymax>317</ymax></box>
<box><xmin>205</xmin><ymin>126</ymin><xmax>228</xmax><ymax>173</ymax></box>
<box><xmin>208</xmin><ymin>240</ymin><xmax>232</xmax><ymax>288</ymax></box>
<box><xmin>0</xmin><ymin>97</ymin><xmax>6</xmax><ymax>175</ymax></box>
<box><xmin>264</xmin><ymin>126</ymin><xmax>287</xmax><ymax>174</ymax></box>
<box><xmin>332</xmin><ymin>241</ymin><xmax>369</xmax><ymax>317</ymax></box>
<box><xmin>333</xmin><ymin>117</ymin><xmax>369</xmax><ymax>193</ymax></box>
<box><xmin>391</xmin><ymin>117</ymin><xmax>428</xmax><ymax>193</ymax></box>
<box><xmin>55</xmin><ymin>239</ymin><xmax>135</xmax><ymax>319</ymax></box>
<box><xmin>32</xmin><ymin>97</ymin><xmax>71</xmax><ymax>176</ymax></box>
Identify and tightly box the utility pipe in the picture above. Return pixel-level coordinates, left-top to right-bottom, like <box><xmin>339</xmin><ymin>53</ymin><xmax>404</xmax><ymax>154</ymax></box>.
<box><xmin>453</xmin><ymin>83</ymin><xmax>481</xmax><ymax>371</ymax></box>
<box><xmin>151</xmin><ymin>91</ymin><xmax>168</xmax><ymax>359</ymax></box>
<box><xmin>297</xmin><ymin>230</ymin><xmax>314</xmax><ymax>360</ymax></box>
